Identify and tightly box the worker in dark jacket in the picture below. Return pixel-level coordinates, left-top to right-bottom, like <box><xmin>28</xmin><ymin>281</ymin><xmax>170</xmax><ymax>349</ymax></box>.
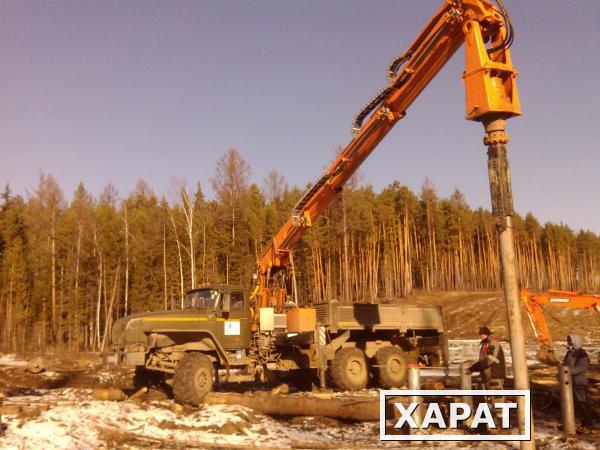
<box><xmin>563</xmin><ymin>334</ymin><xmax>592</xmax><ymax>427</ymax></box>
<box><xmin>469</xmin><ymin>327</ymin><xmax>506</xmax><ymax>388</ymax></box>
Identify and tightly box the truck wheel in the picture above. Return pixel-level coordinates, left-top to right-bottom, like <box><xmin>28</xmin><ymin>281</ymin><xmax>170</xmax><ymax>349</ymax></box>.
<box><xmin>375</xmin><ymin>346</ymin><xmax>408</xmax><ymax>388</ymax></box>
<box><xmin>133</xmin><ymin>367</ymin><xmax>165</xmax><ymax>390</ymax></box>
<box><xmin>331</xmin><ymin>348</ymin><xmax>368</xmax><ymax>391</ymax></box>
<box><xmin>173</xmin><ymin>353</ymin><xmax>214</xmax><ymax>405</ymax></box>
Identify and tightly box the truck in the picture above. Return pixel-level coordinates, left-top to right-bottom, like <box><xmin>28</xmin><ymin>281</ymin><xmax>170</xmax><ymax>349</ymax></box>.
<box><xmin>108</xmin><ymin>0</ymin><xmax>521</xmax><ymax>406</ymax></box>
<box><xmin>111</xmin><ymin>284</ymin><xmax>447</xmax><ymax>404</ymax></box>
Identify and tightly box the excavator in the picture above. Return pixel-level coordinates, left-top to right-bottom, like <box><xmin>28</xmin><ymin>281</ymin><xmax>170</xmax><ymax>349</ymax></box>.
<box><xmin>254</xmin><ymin>0</ymin><xmax>521</xmax><ymax>317</ymax></box>
<box><xmin>521</xmin><ymin>288</ymin><xmax>600</xmax><ymax>365</ymax></box>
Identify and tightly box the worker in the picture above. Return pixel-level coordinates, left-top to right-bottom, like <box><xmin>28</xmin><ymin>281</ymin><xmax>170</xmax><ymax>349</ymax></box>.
<box><xmin>563</xmin><ymin>334</ymin><xmax>592</xmax><ymax>427</ymax></box>
<box><xmin>468</xmin><ymin>327</ymin><xmax>506</xmax><ymax>388</ymax></box>
<box><xmin>468</xmin><ymin>327</ymin><xmax>507</xmax><ymax>430</ymax></box>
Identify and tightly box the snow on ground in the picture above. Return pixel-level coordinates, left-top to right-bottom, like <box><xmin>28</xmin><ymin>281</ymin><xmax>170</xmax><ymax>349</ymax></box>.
<box><xmin>449</xmin><ymin>339</ymin><xmax>559</xmax><ymax>366</ymax></box>
<box><xmin>1</xmin><ymin>340</ymin><xmax>598</xmax><ymax>449</ymax></box>
<box><xmin>533</xmin><ymin>426</ymin><xmax>598</xmax><ymax>450</ymax></box>
<box><xmin>0</xmin><ymin>395</ymin><xmax>381</xmax><ymax>449</ymax></box>
<box><xmin>0</xmin><ymin>354</ymin><xmax>28</xmax><ymax>367</ymax></box>
<box><xmin>39</xmin><ymin>371</ymin><xmax>62</xmax><ymax>379</ymax></box>
<box><xmin>449</xmin><ymin>339</ymin><xmax>600</xmax><ymax>370</ymax></box>
<box><xmin>1</xmin><ymin>394</ymin><xmax>592</xmax><ymax>450</ymax></box>
<box><xmin>94</xmin><ymin>370</ymin><xmax>117</xmax><ymax>384</ymax></box>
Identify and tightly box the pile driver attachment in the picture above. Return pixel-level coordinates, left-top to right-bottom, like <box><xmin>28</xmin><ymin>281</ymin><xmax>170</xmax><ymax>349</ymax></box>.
<box><xmin>252</xmin><ymin>0</ymin><xmax>522</xmax><ymax>327</ymax></box>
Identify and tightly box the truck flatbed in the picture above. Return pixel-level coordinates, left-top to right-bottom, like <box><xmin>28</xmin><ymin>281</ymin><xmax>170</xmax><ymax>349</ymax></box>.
<box><xmin>313</xmin><ymin>301</ymin><xmax>444</xmax><ymax>333</ymax></box>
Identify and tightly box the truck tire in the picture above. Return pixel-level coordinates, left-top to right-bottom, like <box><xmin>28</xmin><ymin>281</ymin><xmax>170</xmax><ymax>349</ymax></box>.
<box><xmin>375</xmin><ymin>346</ymin><xmax>408</xmax><ymax>388</ymax></box>
<box><xmin>173</xmin><ymin>353</ymin><xmax>214</xmax><ymax>405</ymax></box>
<box><xmin>331</xmin><ymin>348</ymin><xmax>368</xmax><ymax>391</ymax></box>
<box><xmin>133</xmin><ymin>366</ymin><xmax>165</xmax><ymax>390</ymax></box>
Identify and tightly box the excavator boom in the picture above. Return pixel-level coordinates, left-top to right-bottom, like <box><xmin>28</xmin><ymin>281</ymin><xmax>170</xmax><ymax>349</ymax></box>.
<box><xmin>255</xmin><ymin>0</ymin><xmax>521</xmax><ymax>313</ymax></box>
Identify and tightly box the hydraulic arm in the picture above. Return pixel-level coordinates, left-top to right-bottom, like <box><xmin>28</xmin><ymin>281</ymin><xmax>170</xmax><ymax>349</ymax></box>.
<box><xmin>520</xmin><ymin>288</ymin><xmax>600</xmax><ymax>365</ymax></box>
<box><xmin>255</xmin><ymin>0</ymin><xmax>521</xmax><ymax>313</ymax></box>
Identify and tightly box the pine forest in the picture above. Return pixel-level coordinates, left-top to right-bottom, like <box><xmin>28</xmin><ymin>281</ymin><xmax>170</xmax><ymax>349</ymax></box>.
<box><xmin>1</xmin><ymin>149</ymin><xmax>598</xmax><ymax>352</ymax></box>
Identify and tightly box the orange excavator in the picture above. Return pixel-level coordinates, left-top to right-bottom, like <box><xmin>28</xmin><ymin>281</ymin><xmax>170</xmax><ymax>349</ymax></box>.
<box><xmin>252</xmin><ymin>0</ymin><xmax>522</xmax><ymax>323</ymax></box>
<box><xmin>520</xmin><ymin>288</ymin><xmax>600</xmax><ymax>365</ymax></box>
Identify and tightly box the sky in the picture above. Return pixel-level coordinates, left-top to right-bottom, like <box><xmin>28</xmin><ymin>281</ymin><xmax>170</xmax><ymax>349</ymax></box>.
<box><xmin>1</xmin><ymin>0</ymin><xmax>598</xmax><ymax>232</ymax></box>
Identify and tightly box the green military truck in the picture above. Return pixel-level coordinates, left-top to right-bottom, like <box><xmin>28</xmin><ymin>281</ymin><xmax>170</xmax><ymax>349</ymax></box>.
<box><xmin>107</xmin><ymin>284</ymin><xmax>447</xmax><ymax>405</ymax></box>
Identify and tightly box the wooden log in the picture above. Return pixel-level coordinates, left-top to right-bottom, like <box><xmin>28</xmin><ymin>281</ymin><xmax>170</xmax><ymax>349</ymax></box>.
<box><xmin>128</xmin><ymin>387</ymin><xmax>148</xmax><ymax>401</ymax></box>
<box><xmin>91</xmin><ymin>388</ymin><xmax>127</xmax><ymax>401</ymax></box>
<box><xmin>270</xmin><ymin>383</ymin><xmax>290</xmax><ymax>395</ymax></box>
<box><xmin>25</xmin><ymin>358</ymin><xmax>45</xmax><ymax>374</ymax></box>
<box><xmin>204</xmin><ymin>392</ymin><xmax>380</xmax><ymax>421</ymax></box>
<box><xmin>0</xmin><ymin>405</ymin><xmax>22</xmax><ymax>415</ymax></box>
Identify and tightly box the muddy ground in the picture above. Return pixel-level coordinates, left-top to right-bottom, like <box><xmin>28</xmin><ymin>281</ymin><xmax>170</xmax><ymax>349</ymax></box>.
<box><xmin>0</xmin><ymin>291</ymin><xmax>599</xmax><ymax>449</ymax></box>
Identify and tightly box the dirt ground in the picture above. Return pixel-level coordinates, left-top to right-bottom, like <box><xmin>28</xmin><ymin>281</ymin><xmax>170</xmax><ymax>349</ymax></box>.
<box><xmin>0</xmin><ymin>291</ymin><xmax>598</xmax><ymax>449</ymax></box>
<box><xmin>402</xmin><ymin>290</ymin><xmax>600</xmax><ymax>344</ymax></box>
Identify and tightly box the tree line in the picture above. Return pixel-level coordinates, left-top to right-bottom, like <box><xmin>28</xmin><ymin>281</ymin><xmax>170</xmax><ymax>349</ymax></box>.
<box><xmin>1</xmin><ymin>149</ymin><xmax>598</xmax><ymax>352</ymax></box>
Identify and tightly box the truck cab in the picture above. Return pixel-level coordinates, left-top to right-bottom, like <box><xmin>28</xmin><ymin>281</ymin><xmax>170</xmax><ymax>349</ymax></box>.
<box><xmin>110</xmin><ymin>284</ymin><xmax>252</xmax><ymax>370</ymax></box>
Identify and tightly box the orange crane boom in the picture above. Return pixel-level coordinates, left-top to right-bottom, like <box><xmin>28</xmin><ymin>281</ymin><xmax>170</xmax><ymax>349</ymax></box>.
<box><xmin>520</xmin><ymin>288</ymin><xmax>600</xmax><ymax>365</ymax></box>
<box><xmin>255</xmin><ymin>0</ymin><xmax>521</xmax><ymax>313</ymax></box>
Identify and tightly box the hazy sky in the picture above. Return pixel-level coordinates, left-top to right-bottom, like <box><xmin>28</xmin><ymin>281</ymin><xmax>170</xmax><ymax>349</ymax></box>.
<box><xmin>1</xmin><ymin>0</ymin><xmax>598</xmax><ymax>232</ymax></box>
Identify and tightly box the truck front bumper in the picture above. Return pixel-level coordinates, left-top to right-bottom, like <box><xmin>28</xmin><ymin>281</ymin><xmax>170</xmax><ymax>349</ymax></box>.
<box><xmin>101</xmin><ymin>344</ymin><xmax>145</xmax><ymax>366</ymax></box>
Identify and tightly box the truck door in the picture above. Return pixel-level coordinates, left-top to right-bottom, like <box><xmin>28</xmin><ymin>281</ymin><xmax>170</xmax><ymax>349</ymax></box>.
<box><xmin>220</xmin><ymin>290</ymin><xmax>251</xmax><ymax>350</ymax></box>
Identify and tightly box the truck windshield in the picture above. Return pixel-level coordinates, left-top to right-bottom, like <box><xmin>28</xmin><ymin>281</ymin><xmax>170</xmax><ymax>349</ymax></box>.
<box><xmin>183</xmin><ymin>289</ymin><xmax>220</xmax><ymax>309</ymax></box>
